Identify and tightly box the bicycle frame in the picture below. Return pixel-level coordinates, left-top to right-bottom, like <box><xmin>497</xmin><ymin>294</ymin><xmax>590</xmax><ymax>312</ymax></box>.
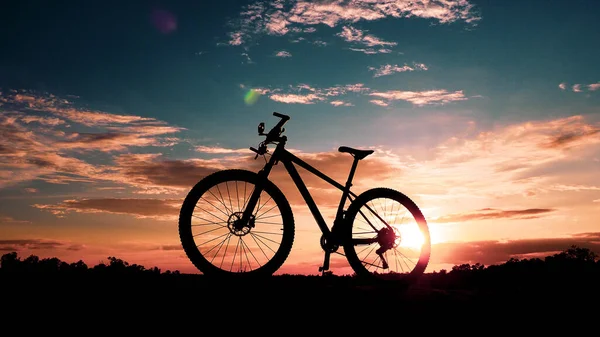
<box><xmin>241</xmin><ymin>138</ymin><xmax>361</xmax><ymax>242</ymax></box>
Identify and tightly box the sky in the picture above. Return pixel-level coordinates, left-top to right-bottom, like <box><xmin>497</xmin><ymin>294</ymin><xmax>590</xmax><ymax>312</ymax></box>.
<box><xmin>1</xmin><ymin>0</ymin><xmax>599</xmax><ymax>275</ymax></box>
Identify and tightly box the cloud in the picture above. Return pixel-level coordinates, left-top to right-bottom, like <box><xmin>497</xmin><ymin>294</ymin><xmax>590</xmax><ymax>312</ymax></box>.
<box><xmin>195</xmin><ymin>146</ymin><xmax>252</xmax><ymax>154</ymax></box>
<box><xmin>270</xmin><ymin>93</ymin><xmax>326</xmax><ymax>104</ymax></box>
<box><xmin>33</xmin><ymin>198</ymin><xmax>182</xmax><ymax>221</ymax></box>
<box><xmin>391</xmin><ymin>114</ymin><xmax>600</xmax><ymax>213</ymax></box>
<box><xmin>53</xmin><ymin>132</ymin><xmax>176</xmax><ymax>152</ymax></box>
<box><xmin>20</xmin><ymin>115</ymin><xmax>66</xmax><ymax>126</ymax></box>
<box><xmin>241</xmin><ymin>52</ymin><xmax>253</xmax><ymax>64</ymax></box>
<box><xmin>432</xmin><ymin>208</ymin><xmax>556</xmax><ymax>223</ymax></box>
<box><xmin>289</xmin><ymin>26</ymin><xmax>317</xmax><ymax>34</ymax></box>
<box><xmin>0</xmin><ymin>94</ymin><xmax>242</xmax><ymax>193</ymax></box>
<box><xmin>336</xmin><ymin>26</ymin><xmax>397</xmax><ymax>48</ymax></box>
<box><xmin>0</xmin><ymin>239</ymin><xmax>65</xmax><ymax>251</ymax></box>
<box><xmin>0</xmin><ymin>91</ymin><xmax>186</xmax><ymax>189</ymax></box>
<box><xmin>0</xmin><ymin>113</ymin><xmax>110</xmax><ymax>187</ymax></box>
<box><xmin>0</xmin><ymin>214</ymin><xmax>31</xmax><ymax>225</ymax></box>
<box><xmin>369</xmin><ymin>62</ymin><xmax>428</xmax><ymax>77</ymax></box>
<box><xmin>369</xmin><ymin>89</ymin><xmax>468</xmax><ymax>106</ymax></box>
<box><xmin>109</xmin><ymin>153</ymin><xmax>229</xmax><ymax>191</ymax></box>
<box><xmin>548</xmin><ymin>184</ymin><xmax>600</xmax><ymax>192</ymax></box>
<box><xmin>369</xmin><ymin>99</ymin><xmax>389</xmax><ymax>107</ymax></box>
<box><xmin>275</xmin><ymin>50</ymin><xmax>292</xmax><ymax>57</ymax></box>
<box><xmin>432</xmin><ymin>232</ymin><xmax>600</xmax><ymax>266</ymax></box>
<box><xmin>330</xmin><ymin>100</ymin><xmax>353</xmax><ymax>107</ymax></box>
<box><xmin>348</xmin><ymin>47</ymin><xmax>392</xmax><ymax>54</ymax></box>
<box><xmin>2</xmin><ymin>91</ymin><xmax>184</xmax><ymax>135</ymax></box>
<box><xmin>541</xmin><ymin>127</ymin><xmax>600</xmax><ymax>149</ymax></box>
<box><xmin>558</xmin><ymin>82</ymin><xmax>600</xmax><ymax>92</ymax></box>
<box><xmin>265</xmin><ymin>10</ymin><xmax>290</xmax><ymax>35</ymax></box>
<box><xmin>255</xmin><ymin>83</ymin><xmax>369</xmax><ymax>105</ymax></box>
<box><xmin>228</xmin><ymin>31</ymin><xmax>244</xmax><ymax>46</ymax></box>
<box><xmin>559</xmin><ymin>82</ymin><xmax>600</xmax><ymax>92</ymax></box>
<box><xmin>9</xmin><ymin>93</ymin><xmax>154</xmax><ymax>126</ymax></box>
<box><xmin>225</xmin><ymin>0</ymin><xmax>480</xmax><ymax>46</ymax></box>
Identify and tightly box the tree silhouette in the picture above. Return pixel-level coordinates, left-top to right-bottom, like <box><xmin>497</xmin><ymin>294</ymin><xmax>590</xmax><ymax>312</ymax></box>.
<box><xmin>549</xmin><ymin>245</ymin><xmax>598</xmax><ymax>262</ymax></box>
<box><xmin>1</xmin><ymin>245</ymin><xmax>597</xmax><ymax>284</ymax></box>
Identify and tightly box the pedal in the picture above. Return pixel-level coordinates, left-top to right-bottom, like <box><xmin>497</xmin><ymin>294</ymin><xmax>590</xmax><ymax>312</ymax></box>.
<box><xmin>319</xmin><ymin>251</ymin><xmax>331</xmax><ymax>273</ymax></box>
<box><xmin>376</xmin><ymin>252</ymin><xmax>389</xmax><ymax>269</ymax></box>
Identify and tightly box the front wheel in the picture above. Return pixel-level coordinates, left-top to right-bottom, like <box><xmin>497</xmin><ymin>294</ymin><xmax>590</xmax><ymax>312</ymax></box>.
<box><xmin>179</xmin><ymin>169</ymin><xmax>295</xmax><ymax>278</ymax></box>
<box><xmin>343</xmin><ymin>188</ymin><xmax>431</xmax><ymax>285</ymax></box>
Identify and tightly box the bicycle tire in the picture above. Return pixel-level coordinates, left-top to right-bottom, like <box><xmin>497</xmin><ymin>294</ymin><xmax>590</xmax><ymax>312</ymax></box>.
<box><xmin>343</xmin><ymin>187</ymin><xmax>431</xmax><ymax>285</ymax></box>
<box><xmin>179</xmin><ymin>169</ymin><xmax>295</xmax><ymax>278</ymax></box>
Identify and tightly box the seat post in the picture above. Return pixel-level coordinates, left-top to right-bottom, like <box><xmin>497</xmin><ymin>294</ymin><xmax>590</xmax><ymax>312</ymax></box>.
<box><xmin>333</xmin><ymin>155</ymin><xmax>359</xmax><ymax>222</ymax></box>
<box><xmin>345</xmin><ymin>156</ymin><xmax>360</xmax><ymax>189</ymax></box>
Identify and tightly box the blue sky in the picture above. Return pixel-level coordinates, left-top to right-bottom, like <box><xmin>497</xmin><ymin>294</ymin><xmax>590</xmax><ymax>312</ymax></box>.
<box><xmin>1</xmin><ymin>0</ymin><xmax>599</xmax><ymax>274</ymax></box>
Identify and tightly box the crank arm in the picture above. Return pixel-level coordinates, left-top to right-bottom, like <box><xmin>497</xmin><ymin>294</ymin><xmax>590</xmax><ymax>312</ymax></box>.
<box><xmin>375</xmin><ymin>248</ymin><xmax>389</xmax><ymax>269</ymax></box>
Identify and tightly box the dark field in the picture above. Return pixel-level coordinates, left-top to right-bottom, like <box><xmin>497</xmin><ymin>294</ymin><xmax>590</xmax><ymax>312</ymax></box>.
<box><xmin>2</xmin><ymin>247</ymin><xmax>598</xmax><ymax>330</ymax></box>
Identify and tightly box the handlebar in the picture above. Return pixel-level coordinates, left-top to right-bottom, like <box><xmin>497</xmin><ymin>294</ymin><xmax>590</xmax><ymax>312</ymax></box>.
<box><xmin>273</xmin><ymin>112</ymin><xmax>290</xmax><ymax>121</ymax></box>
<box><xmin>249</xmin><ymin>112</ymin><xmax>290</xmax><ymax>158</ymax></box>
<box><xmin>265</xmin><ymin>112</ymin><xmax>290</xmax><ymax>143</ymax></box>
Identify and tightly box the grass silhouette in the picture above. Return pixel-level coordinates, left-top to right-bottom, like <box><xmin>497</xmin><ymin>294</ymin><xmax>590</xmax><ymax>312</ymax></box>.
<box><xmin>2</xmin><ymin>245</ymin><xmax>598</xmax><ymax>324</ymax></box>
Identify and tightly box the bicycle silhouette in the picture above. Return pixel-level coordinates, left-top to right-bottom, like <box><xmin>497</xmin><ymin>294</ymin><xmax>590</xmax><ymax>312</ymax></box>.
<box><xmin>179</xmin><ymin>112</ymin><xmax>430</xmax><ymax>284</ymax></box>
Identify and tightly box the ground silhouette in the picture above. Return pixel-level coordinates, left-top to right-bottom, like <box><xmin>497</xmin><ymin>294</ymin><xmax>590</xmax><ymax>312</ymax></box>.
<box><xmin>1</xmin><ymin>245</ymin><xmax>598</xmax><ymax>327</ymax></box>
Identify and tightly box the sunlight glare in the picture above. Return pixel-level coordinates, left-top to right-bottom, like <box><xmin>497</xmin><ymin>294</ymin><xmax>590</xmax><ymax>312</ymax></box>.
<box><xmin>397</xmin><ymin>225</ymin><xmax>426</xmax><ymax>249</ymax></box>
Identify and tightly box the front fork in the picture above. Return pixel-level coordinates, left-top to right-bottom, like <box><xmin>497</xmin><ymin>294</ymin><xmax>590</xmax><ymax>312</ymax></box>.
<box><xmin>240</xmin><ymin>172</ymin><xmax>269</xmax><ymax>226</ymax></box>
<box><xmin>240</xmin><ymin>150</ymin><xmax>278</xmax><ymax>226</ymax></box>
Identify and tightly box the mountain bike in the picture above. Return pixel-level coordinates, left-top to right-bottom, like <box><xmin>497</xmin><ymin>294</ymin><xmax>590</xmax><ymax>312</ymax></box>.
<box><xmin>179</xmin><ymin>112</ymin><xmax>431</xmax><ymax>284</ymax></box>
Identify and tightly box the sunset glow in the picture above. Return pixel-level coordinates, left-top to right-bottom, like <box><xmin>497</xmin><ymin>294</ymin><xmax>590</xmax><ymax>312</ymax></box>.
<box><xmin>1</xmin><ymin>1</ymin><xmax>599</xmax><ymax>276</ymax></box>
<box><xmin>397</xmin><ymin>225</ymin><xmax>426</xmax><ymax>250</ymax></box>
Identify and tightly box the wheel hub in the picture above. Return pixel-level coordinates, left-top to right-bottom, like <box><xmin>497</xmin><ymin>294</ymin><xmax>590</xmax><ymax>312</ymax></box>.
<box><xmin>377</xmin><ymin>227</ymin><xmax>400</xmax><ymax>251</ymax></box>
<box><xmin>228</xmin><ymin>212</ymin><xmax>255</xmax><ymax>236</ymax></box>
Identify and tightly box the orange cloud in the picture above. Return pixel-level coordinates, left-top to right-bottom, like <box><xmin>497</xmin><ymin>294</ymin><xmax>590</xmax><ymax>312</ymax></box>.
<box><xmin>432</xmin><ymin>208</ymin><xmax>556</xmax><ymax>223</ymax></box>
<box><xmin>110</xmin><ymin>153</ymin><xmax>228</xmax><ymax>191</ymax></box>
<box><xmin>0</xmin><ymin>239</ymin><xmax>81</xmax><ymax>252</ymax></box>
<box><xmin>32</xmin><ymin>198</ymin><xmax>181</xmax><ymax>221</ymax></box>
<box><xmin>0</xmin><ymin>91</ymin><xmax>186</xmax><ymax>188</ymax></box>
<box><xmin>0</xmin><ymin>214</ymin><xmax>31</xmax><ymax>225</ymax></box>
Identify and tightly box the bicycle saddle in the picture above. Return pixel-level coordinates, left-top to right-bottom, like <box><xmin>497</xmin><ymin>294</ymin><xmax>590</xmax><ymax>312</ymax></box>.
<box><xmin>338</xmin><ymin>146</ymin><xmax>374</xmax><ymax>160</ymax></box>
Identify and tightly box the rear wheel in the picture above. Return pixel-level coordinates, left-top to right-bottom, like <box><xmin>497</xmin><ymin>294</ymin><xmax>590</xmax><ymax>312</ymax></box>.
<box><xmin>179</xmin><ymin>169</ymin><xmax>295</xmax><ymax>278</ymax></box>
<box><xmin>343</xmin><ymin>188</ymin><xmax>430</xmax><ymax>285</ymax></box>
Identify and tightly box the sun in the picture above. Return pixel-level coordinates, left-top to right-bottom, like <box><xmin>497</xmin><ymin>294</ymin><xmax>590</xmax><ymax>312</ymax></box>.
<box><xmin>396</xmin><ymin>225</ymin><xmax>426</xmax><ymax>249</ymax></box>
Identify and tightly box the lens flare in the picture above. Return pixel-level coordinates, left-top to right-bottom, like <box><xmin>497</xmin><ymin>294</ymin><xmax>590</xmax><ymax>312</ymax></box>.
<box><xmin>151</xmin><ymin>9</ymin><xmax>177</xmax><ymax>34</ymax></box>
<box><xmin>244</xmin><ymin>89</ymin><xmax>261</xmax><ymax>105</ymax></box>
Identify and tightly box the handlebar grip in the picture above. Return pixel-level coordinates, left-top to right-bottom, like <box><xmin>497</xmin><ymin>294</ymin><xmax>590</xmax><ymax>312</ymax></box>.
<box><xmin>250</xmin><ymin>147</ymin><xmax>259</xmax><ymax>153</ymax></box>
<box><xmin>273</xmin><ymin>112</ymin><xmax>290</xmax><ymax>120</ymax></box>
